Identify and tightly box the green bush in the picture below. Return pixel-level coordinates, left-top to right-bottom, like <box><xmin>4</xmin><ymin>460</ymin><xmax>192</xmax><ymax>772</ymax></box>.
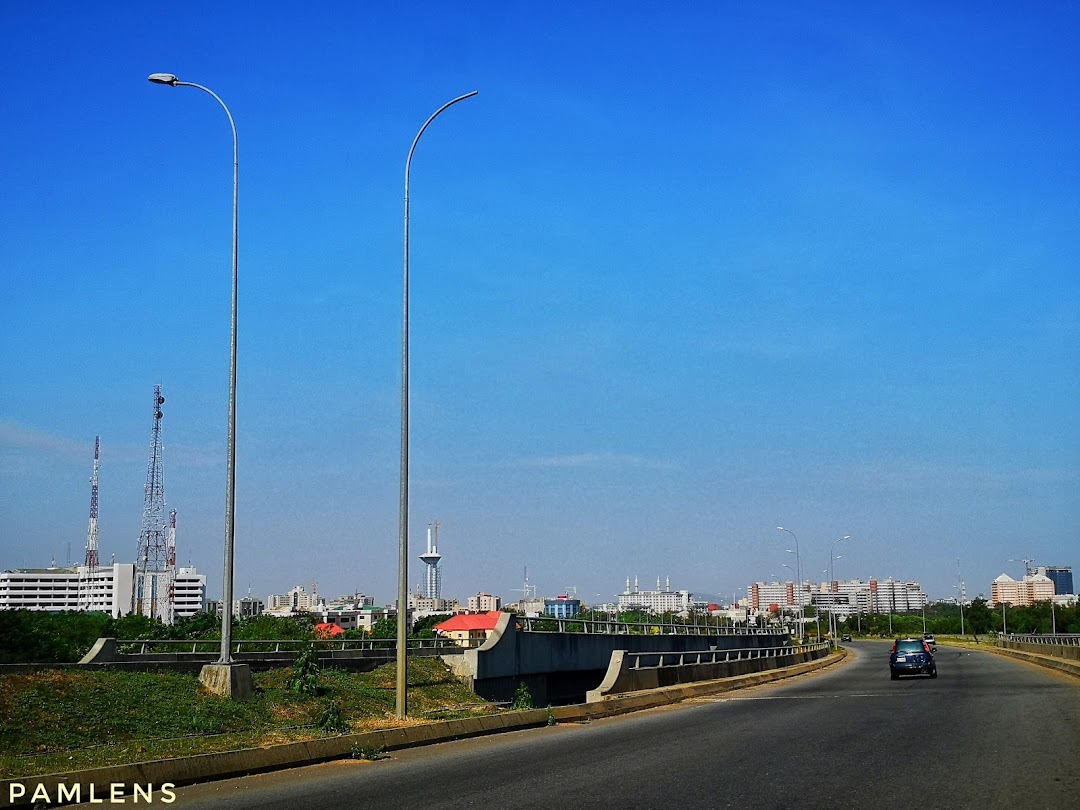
<box><xmin>289</xmin><ymin>643</ymin><xmax>320</xmax><ymax>695</ymax></box>
<box><xmin>511</xmin><ymin>682</ymin><xmax>533</xmax><ymax>710</ymax></box>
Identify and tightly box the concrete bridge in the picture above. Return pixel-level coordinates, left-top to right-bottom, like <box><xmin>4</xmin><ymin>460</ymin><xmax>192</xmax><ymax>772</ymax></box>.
<box><xmin>445</xmin><ymin>612</ymin><xmax>807</xmax><ymax>705</ymax></box>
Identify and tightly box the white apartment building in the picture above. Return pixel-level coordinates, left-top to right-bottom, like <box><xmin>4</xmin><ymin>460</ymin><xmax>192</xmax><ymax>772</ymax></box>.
<box><xmin>750</xmin><ymin>581</ymin><xmax>795</xmax><ymax>612</ymax></box>
<box><xmin>467</xmin><ymin>592</ymin><xmax>502</xmax><ymax>612</ymax></box>
<box><xmin>266</xmin><ymin>584</ymin><xmax>323</xmax><ymax>615</ymax></box>
<box><xmin>617</xmin><ymin>576</ymin><xmax>693</xmax><ymax>616</ymax></box>
<box><xmin>0</xmin><ymin>563</ymin><xmax>204</xmax><ymax>622</ymax></box>
<box><xmin>747</xmin><ymin>577</ymin><xmax>928</xmax><ymax>618</ymax></box>
<box><xmin>990</xmin><ymin>573</ymin><xmax>1055</xmax><ymax>607</ymax></box>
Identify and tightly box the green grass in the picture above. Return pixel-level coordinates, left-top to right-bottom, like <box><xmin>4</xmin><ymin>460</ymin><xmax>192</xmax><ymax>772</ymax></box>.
<box><xmin>0</xmin><ymin>658</ymin><xmax>497</xmax><ymax>779</ymax></box>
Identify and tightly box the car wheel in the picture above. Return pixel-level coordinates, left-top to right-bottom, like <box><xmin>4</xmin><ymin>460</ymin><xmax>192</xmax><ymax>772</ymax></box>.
<box><xmin>890</xmin><ymin>670</ymin><xmax>899</xmax><ymax>680</ymax></box>
<box><xmin>930</xmin><ymin>668</ymin><xmax>938</xmax><ymax>679</ymax></box>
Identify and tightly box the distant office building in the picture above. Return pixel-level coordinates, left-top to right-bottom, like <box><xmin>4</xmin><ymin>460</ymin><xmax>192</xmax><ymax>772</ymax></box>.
<box><xmin>0</xmin><ymin>563</ymin><xmax>204</xmax><ymax>623</ymax></box>
<box><xmin>617</xmin><ymin>576</ymin><xmax>692</xmax><ymax>616</ymax></box>
<box><xmin>208</xmin><ymin>595</ymin><xmax>264</xmax><ymax>618</ymax></box>
<box><xmin>467</xmin><ymin>592</ymin><xmax>502</xmax><ymax>612</ymax></box>
<box><xmin>407</xmin><ymin>593</ymin><xmax>459</xmax><ymax>614</ymax></box>
<box><xmin>991</xmin><ymin>573</ymin><xmax>1055</xmax><ymax>607</ymax></box>
<box><xmin>544</xmin><ymin>595</ymin><xmax>582</xmax><ymax>619</ymax></box>
<box><xmin>1033</xmin><ymin>566</ymin><xmax>1073</xmax><ymax>596</ymax></box>
<box><xmin>266</xmin><ymin>584</ymin><xmax>323</xmax><ymax>615</ymax></box>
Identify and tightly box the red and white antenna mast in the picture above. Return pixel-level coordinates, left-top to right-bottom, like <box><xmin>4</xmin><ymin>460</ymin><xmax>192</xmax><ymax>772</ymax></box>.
<box><xmin>134</xmin><ymin>385</ymin><xmax>169</xmax><ymax>618</ymax></box>
<box><xmin>167</xmin><ymin>509</ymin><xmax>177</xmax><ymax>569</ymax></box>
<box><xmin>84</xmin><ymin>436</ymin><xmax>100</xmax><ymax>569</ymax></box>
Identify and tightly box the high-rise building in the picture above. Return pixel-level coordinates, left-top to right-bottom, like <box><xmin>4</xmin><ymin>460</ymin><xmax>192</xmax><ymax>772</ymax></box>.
<box><xmin>468</xmin><ymin>592</ymin><xmax>502</xmax><ymax>612</ymax></box>
<box><xmin>1034</xmin><ymin>566</ymin><xmax>1073</xmax><ymax>596</ymax></box>
<box><xmin>991</xmin><ymin>573</ymin><xmax>1055</xmax><ymax>607</ymax></box>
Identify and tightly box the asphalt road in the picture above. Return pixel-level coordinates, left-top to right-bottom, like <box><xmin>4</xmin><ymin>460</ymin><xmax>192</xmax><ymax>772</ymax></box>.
<box><xmin>152</xmin><ymin>643</ymin><xmax>1080</xmax><ymax>809</ymax></box>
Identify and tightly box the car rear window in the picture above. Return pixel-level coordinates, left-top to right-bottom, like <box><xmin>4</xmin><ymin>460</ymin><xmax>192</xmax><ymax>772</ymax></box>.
<box><xmin>895</xmin><ymin>641</ymin><xmax>924</xmax><ymax>653</ymax></box>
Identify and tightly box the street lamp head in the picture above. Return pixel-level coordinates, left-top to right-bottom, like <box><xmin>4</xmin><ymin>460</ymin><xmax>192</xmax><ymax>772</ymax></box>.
<box><xmin>148</xmin><ymin>73</ymin><xmax>179</xmax><ymax>86</ymax></box>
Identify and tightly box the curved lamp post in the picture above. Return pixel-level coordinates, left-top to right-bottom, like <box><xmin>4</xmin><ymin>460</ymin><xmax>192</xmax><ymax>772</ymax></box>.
<box><xmin>777</xmin><ymin>527</ymin><xmax>802</xmax><ymax>636</ymax></box>
<box><xmin>397</xmin><ymin>90</ymin><xmax>478</xmax><ymax>719</ymax></box>
<box><xmin>828</xmin><ymin>535</ymin><xmax>851</xmax><ymax>642</ymax></box>
<box><xmin>148</xmin><ymin>73</ymin><xmax>239</xmax><ymax>669</ymax></box>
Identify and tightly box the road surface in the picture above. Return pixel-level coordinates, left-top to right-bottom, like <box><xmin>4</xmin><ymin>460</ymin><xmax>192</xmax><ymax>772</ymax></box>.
<box><xmin>128</xmin><ymin>642</ymin><xmax>1080</xmax><ymax>809</ymax></box>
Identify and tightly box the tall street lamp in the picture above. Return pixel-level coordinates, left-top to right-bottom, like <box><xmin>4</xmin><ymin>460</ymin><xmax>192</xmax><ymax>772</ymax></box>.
<box><xmin>148</xmin><ymin>73</ymin><xmax>248</xmax><ymax>698</ymax></box>
<box><xmin>776</xmin><ymin>527</ymin><xmax>802</xmax><ymax>637</ymax></box>
<box><xmin>397</xmin><ymin>90</ymin><xmax>478</xmax><ymax>719</ymax></box>
<box><xmin>828</xmin><ymin>535</ymin><xmax>851</xmax><ymax>642</ymax></box>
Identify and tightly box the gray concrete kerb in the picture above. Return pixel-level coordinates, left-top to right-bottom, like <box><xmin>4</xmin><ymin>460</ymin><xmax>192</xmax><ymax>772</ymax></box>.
<box><xmin>0</xmin><ymin>651</ymin><xmax>846</xmax><ymax>809</ymax></box>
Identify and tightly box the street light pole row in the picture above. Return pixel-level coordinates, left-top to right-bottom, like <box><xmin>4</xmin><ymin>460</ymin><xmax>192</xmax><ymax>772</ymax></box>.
<box><xmin>148</xmin><ymin>75</ymin><xmax>478</xmax><ymax>713</ymax></box>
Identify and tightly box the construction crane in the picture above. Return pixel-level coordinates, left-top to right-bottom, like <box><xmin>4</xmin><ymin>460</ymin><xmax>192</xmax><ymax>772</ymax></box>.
<box><xmin>1007</xmin><ymin>557</ymin><xmax>1036</xmax><ymax>576</ymax></box>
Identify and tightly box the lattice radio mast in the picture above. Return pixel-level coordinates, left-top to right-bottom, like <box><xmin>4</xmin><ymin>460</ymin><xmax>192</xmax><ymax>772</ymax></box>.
<box><xmin>133</xmin><ymin>385</ymin><xmax>170</xmax><ymax>619</ymax></box>
<box><xmin>84</xmin><ymin>436</ymin><xmax>101</xmax><ymax>569</ymax></box>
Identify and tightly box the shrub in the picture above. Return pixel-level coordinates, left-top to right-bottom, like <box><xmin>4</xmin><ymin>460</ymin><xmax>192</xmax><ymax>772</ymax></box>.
<box><xmin>289</xmin><ymin>643</ymin><xmax>320</xmax><ymax>695</ymax></box>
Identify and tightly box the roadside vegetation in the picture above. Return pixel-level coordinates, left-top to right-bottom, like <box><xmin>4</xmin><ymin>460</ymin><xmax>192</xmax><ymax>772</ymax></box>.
<box><xmin>834</xmin><ymin>597</ymin><xmax>1080</xmax><ymax>640</ymax></box>
<box><xmin>0</xmin><ymin>656</ymin><xmax>497</xmax><ymax>779</ymax></box>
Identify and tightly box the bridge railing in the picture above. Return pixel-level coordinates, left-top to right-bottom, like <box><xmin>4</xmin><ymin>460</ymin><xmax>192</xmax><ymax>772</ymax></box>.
<box><xmin>515</xmin><ymin>616</ymin><xmax>788</xmax><ymax>636</ymax></box>
<box><xmin>1002</xmin><ymin>633</ymin><xmax>1080</xmax><ymax>648</ymax></box>
<box><xmin>625</xmin><ymin>641</ymin><xmax>829</xmax><ymax>670</ymax></box>
<box><xmin>113</xmin><ymin>637</ymin><xmax>457</xmax><ymax>655</ymax></box>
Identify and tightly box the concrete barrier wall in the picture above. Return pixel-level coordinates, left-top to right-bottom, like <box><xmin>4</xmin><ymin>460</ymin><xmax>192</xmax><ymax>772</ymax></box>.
<box><xmin>1000</xmin><ymin>639</ymin><xmax>1080</xmax><ymax>662</ymax></box>
<box><xmin>586</xmin><ymin>645</ymin><xmax>829</xmax><ymax>701</ymax></box>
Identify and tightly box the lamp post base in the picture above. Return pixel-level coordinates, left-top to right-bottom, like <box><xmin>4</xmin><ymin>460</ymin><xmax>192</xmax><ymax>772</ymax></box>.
<box><xmin>199</xmin><ymin>663</ymin><xmax>254</xmax><ymax>700</ymax></box>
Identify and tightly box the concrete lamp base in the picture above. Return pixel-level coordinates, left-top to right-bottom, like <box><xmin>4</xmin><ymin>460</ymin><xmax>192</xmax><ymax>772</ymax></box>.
<box><xmin>199</xmin><ymin>663</ymin><xmax>255</xmax><ymax>700</ymax></box>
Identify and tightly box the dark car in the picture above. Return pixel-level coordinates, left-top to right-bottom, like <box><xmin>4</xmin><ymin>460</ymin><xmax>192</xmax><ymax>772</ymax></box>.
<box><xmin>841</xmin><ymin>634</ymin><xmax>852</xmax><ymax>642</ymax></box>
<box><xmin>889</xmin><ymin>638</ymin><xmax>937</xmax><ymax>680</ymax></box>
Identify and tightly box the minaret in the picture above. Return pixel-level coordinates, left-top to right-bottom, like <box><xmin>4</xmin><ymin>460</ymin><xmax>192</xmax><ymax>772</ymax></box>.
<box><xmin>419</xmin><ymin>521</ymin><xmax>443</xmax><ymax>600</ymax></box>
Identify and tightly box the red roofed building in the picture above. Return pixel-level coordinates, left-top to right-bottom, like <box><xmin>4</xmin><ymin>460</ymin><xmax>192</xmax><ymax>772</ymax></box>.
<box><xmin>314</xmin><ymin>622</ymin><xmax>345</xmax><ymax>638</ymax></box>
<box><xmin>433</xmin><ymin>611</ymin><xmax>504</xmax><ymax>648</ymax></box>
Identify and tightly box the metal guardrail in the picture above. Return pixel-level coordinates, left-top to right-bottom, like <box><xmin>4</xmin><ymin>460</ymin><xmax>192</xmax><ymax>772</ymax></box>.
<box><xmin>625</xmin><ymin>641</ymin><xmax>828</xmax><ymax>670</ymax></box>
<box><xmin>1003</xmin><ymin>633</ymin><xmax>1080</xmax><ymax>648</ymax></box>
<box><xmin>515</xmin><ymin>616</ymin><xmax>787</xmax><ymax>636</ymax></box>
<box><xmin>115</xmin><ymin>638</ymin><xmax>458</xmax><ymax>655</ymax></box>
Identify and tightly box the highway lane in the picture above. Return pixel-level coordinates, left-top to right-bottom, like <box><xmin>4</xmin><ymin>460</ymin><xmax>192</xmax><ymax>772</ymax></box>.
<box><xmin>151</xmin><ymin>643</ymin><xmax>1080</xmax><ymax>809</ymax></box>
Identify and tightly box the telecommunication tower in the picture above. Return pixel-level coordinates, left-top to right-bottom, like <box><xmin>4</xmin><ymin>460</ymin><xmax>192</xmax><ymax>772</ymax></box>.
<box><xmin>133</xmin><ymin>385</ymin><xmax>172</xmax><ymax>619</ymax></box>
<box><xmin>419</xmin><ymin>521</ymin><xmax>443</xmax><ymax>600</ymax></box>
<box><xmin>84</xmin><ymin>436</ymin><xmax>101</xmax><ymax>569</ymax></box>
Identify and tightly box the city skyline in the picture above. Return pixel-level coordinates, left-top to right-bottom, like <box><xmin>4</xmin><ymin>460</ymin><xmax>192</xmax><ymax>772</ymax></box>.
<box><xmin>2</xmin><ymin>4</ymin><xmax>1077</xmax><ymax>608</ymax></box>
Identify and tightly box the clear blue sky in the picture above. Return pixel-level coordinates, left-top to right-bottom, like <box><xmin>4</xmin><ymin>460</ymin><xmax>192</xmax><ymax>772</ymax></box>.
<box><xmin>2</xmin><ymin>2</ymin><xmax>1077</xmax><ymax>607</ymax></box>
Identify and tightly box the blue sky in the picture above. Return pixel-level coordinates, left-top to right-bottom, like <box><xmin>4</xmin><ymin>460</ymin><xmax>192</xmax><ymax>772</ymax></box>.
<box><xmin>1</xmin><ymin>2</ymin><xmax>1077</xmax><ymax>607</ymax></box>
